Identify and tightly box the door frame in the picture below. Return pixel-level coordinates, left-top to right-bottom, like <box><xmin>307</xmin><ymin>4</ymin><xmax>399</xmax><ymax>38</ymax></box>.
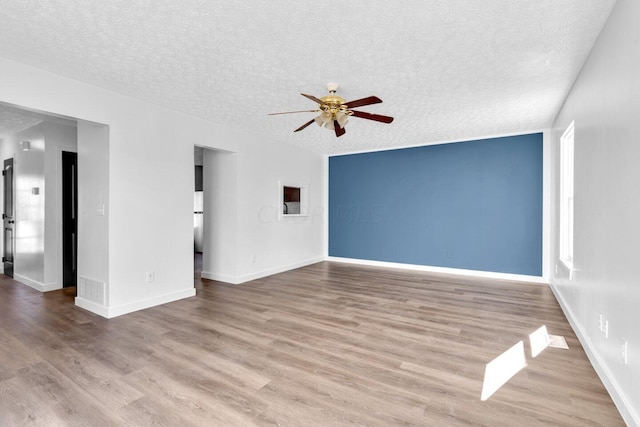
<box><xmin>2</xmin><ymin>157</ymin><xmax>14</xmax><ymax>277</ymax></box>
<box><xmin>57</xmin><ymin>145</ymin><xmax>78</xmax><ymax>288</ymax></box>
<box><xmin>62</xmin><ymin>150</ymin><xmax>77</xmax><ymax>287</ymax></box>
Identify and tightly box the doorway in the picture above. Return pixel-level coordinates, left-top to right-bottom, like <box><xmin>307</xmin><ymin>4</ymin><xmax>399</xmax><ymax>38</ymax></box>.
<box><xmin>194</xmin><ymin>146</ymin><xmax>204</xmax><ymax>279</ymax></box>
<box><xmin>62</xmin><ymin>151</ymin><xmax>78</xmax><ymax>287</ymax></box>
<box><xmin>196</xmin><ymin>147</ymin><xmax>237</xmax><ymax>282</ymax></box>
<box><xmin>2</xmin><ymin>158</ymin><xmax>14</xmax><ymax>277</ymax></box>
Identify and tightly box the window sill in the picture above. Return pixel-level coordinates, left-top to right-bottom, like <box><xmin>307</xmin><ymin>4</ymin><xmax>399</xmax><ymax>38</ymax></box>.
<box><xmin>279</xmin><ymin>213</ymin><xmax>310</xmax><ymax>221</ymax></box>
<box><xmin>559</xmin><ymin>258</ymin><xmax>576</xmax><ymax>280</ymax></box>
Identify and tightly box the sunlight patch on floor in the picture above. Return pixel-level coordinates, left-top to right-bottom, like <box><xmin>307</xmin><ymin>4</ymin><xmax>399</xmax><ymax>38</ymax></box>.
<box><xmin>529</xmin><ymin>325</ymin><xmax>551</xmax><ymax>357</ymax></box>
<box><xmin>480</xmin><ymin>340</ymin><xmax>527</xmax><ymax>401</ymax></box>
<box><xmin>481</xmin><ymin>325</ymin><xmax>570</xmax><ymax>401</ymax></box>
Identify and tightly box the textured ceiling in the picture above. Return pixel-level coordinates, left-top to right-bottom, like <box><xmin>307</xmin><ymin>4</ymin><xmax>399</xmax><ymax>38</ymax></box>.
<box><xmin>0</xmin><ymin>1</ymin><xmax>616</xmax><ymax>155</ymax></box>
<box><xmin>0</xmin><ymin>104</ymin><xmax>43</xmax><ymax>138</ymax></box>
<box><xmin>0</xmin><ymin>103</ymin><xmax>76</xmax><ymax>138</ymax></box>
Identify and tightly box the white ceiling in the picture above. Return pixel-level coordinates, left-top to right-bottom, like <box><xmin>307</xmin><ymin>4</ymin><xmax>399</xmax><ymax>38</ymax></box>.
<box><xmin>0</xmin><ymin>104</ymin><xmax>43</xmax><ymax>138</ymax></box>
<box><xmin>0</xmin><ymin>1</ymin><xmax>616</xmax><ymax>155</ymax></box>
<box><xmin>0</xmin><ymin>103</ymin><xmax>76</xmax><ymax>138</ymax></box>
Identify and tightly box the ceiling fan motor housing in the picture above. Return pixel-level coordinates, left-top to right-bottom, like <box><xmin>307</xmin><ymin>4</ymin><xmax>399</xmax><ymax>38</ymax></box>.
<box><xmin>319</xmin><ymin>94</ymin><xmax>352</xmax><ymax>116</ymax></box>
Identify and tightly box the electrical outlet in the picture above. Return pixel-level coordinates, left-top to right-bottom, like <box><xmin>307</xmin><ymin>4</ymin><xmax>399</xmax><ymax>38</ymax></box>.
<box><xmin>622</xmin><ymin>339</ymin><xmax>629</xmax><ymax>365</ymax></box>
<box><xmin>146</xmin><ymin>271</ymin><xmax>154</xmax><ymax>283</ymax></box>
<box><xmin>598</xmin><ymin>313</ymin><xmax>605</xmax><ymax>332</ymax></box>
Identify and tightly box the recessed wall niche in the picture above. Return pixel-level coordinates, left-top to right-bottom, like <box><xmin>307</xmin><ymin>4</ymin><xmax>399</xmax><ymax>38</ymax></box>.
<box><xmin>280</xmin><ymin>182</ymin><xmax>308</xmax><ymax>218</ymax></box>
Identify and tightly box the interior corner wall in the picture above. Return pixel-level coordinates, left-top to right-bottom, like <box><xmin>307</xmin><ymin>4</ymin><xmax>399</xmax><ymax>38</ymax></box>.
<box><xmin>329</xmin><ymin>133</ymin><xmax>543</xmax><ymax>277</ymax></box>
<box><xmin>549</xmin><ymin>0</ymin><xmax>640</xmax><ymax>424</ymax></box>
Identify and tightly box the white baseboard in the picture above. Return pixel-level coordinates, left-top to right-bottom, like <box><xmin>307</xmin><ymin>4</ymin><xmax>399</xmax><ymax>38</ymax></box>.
<box><xmin>201</xmin><ymin>271</ymin><xmax>238</xmax><ymax>284</ymax></box>
<box><xmin>14</xmin><ymin>274</ymin><xmax>61</xmax><ymax>292</ymax></box>
<box><xmin>202</xmin><ymin>256</ymin><xmax>325</xmax><ymax>285</ymax></box>
<box><xmin>549</xmin><ymin>282</ymin><xmax>639</xmax><ymax>427</ymax></box>
<box><xmin>326</xmin><ymin>256</ymin><xmax>547</xmax><ymax>284</ymax></box>
<box><xmin>76</xmin><ymin>287</ymin><xmax>196</xmax><ymax>319</ymax></box>
<box><xmin>75</xmin><ymin>296</ymin><xmax>110</xmax><ymax>318</ymax></box>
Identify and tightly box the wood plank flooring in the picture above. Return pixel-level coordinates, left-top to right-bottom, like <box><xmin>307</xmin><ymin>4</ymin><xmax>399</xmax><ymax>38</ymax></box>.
<box><xmin>0</xmin><ymin>261</ymin><xmax>625</xmax><ymax>426</ymax></box>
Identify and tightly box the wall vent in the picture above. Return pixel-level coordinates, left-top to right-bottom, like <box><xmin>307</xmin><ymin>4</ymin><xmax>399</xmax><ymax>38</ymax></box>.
<box><xmin>77</xmin><ymin>276</ymin><xmax>106</xmax><ymax>306</ymax></box>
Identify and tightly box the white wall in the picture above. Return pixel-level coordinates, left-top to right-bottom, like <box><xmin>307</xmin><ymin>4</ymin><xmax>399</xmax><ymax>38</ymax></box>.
<box><xmin>0</xmin><ymin>56</ymin><xmax>326</xmax><ymax>318</ymax></box>
<box><xmin>234</xmin><ymin>138</ymin><xmax>325</xmax><ymax>282</ymax></box>
<box><xmin>201</xmin><ymin>148</ymin><xmax>237</xmax><ymax>281</ymax></box>
<box><xmin>45</xmin><ymin>122</ymin><xmax>78</xmax><ymax>287</ymax></box>
<box><xmin>76</xmin><ymin>121</ymin><xmax>110</xmax><ymax>311</ymax></box>
<box><xmin>200</xmin><ymin>139</ymin><xmax>326</xmax><ymax>284</ymax></box>
<box><xmin>11</xmin><ymin>123</ymin><xmax>46</xmax><ymax>287</ymax></box>
<box><xmin>550</xmin><ymin>0</ymin><xmax>640</xmax><ymax>424</ymax></box>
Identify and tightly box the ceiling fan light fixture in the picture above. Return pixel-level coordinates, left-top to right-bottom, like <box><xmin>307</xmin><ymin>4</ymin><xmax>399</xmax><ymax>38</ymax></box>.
<box><xmin>336</xmin><ymin>111</ymin><xmax>349</xmax><ymax>128</ymax></box>
<box><xmin>315</xmin><ymin>111</ymin><xmax>334</xmax><ymax>129</ymax></box>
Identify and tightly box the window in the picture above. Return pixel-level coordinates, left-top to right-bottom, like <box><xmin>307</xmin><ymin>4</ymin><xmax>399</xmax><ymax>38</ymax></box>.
<box><xmin>559</xmin><ymin>121</ymin><xmax>574</xmax><ymax>268</ymax></box>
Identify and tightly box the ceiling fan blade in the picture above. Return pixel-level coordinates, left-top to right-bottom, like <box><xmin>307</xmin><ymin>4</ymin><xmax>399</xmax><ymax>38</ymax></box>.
<box><xmin>334</xmin><ymin>120</ymin><xmax>346</xmax><ymax>137</ymax></box>
<box><xmin>268</xmin><ymin>109</ymin><xmax>320</xmax><ymax>116</ymax></box>
<box><xmin>350</xmin><ymin>110</ymin><xmax>394</xmax><ymax>123</ymax></box>
<box><xmin>301</xmin><ymin>93</ymin><xmax>326</xmax><ymax>105</ymax></box>
<box><xmin>294</xmin><ymin>119</ymin><xmax>315</xmax><ymax>132</ymax></box>
<box><xmin>343</xmin><ymin>96</ymin><xmax>382</xmax><ymax>109</ymax></box>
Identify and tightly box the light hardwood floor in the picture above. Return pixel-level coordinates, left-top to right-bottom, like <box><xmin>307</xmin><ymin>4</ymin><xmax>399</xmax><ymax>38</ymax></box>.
<box><xmin>0</xmin><ymin>262</ymin><xmax>625</xmax><ymax>426</ymax></box>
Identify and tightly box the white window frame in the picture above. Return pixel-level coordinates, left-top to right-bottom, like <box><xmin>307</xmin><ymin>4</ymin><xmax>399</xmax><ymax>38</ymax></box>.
<box><xmin>559</xmin><ymin>121</ymin><xmax>574</xmax><ymax>270</ymax></box>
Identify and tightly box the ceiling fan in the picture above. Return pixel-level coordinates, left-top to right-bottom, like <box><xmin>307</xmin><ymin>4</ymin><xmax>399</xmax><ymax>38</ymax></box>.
<box><xmin>269</xmin><ymin>83</ymin><xmax>394</xmax><ymax>137</ymax></box>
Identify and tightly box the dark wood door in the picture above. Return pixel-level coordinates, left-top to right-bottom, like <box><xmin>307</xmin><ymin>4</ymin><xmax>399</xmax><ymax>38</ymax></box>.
<box><xmin>2</xmin><ymin>158</ymin><xmax>14</xmax><ymax>277</ymax></box>
<box><xmin>62</xmin><ymin>151</ymin><xmax>78</xmax><ymax>287</ymax></box>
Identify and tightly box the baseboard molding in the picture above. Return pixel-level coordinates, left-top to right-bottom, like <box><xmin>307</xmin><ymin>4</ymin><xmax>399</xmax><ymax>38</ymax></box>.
<box><xmin>14</xmin><ymin>274</ymin><xmax>61</xmax><ymax>292</ymax></box>
<box><xmin>75</xmin><ymin>296</ymin><xmax>110</xmax><ymax>318</ymax></box>
<box><xmin>202</xmin><ymin>256</ymin><xmax>325</xmax><ymax>285</ymax></box>
<box><xmin>201</xmin><ymin>271</ymin><xmax>238</xmax><ymax>284</ymax></box>
<box><xmin>326</xmin><ymin>257</ymin><xmax>547</xmax><ymax>284</ymax></box>
<box><xmin>76</xmin><ymin>287</ymin><xmax>196</xmax><ymax>319</ymax></box>
<box><xmin>549</xmin><ymin>282</ymin><xmax>639</xmax><ymax>427</ymax></box>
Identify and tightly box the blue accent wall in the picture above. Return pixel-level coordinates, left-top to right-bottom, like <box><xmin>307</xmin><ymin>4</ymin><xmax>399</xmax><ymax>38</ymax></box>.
<box><xmin>328</xmin><ymin>133</ymin><xmax>543</xmax><ymax>276</ymax></box>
